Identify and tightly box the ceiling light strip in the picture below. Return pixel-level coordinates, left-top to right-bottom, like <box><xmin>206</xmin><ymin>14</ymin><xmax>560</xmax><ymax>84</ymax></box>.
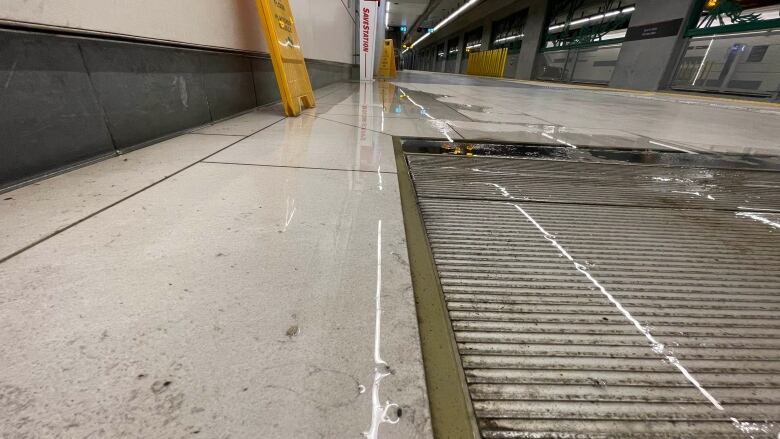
<box><xmin>404</xmin><ymin>0</ymin><xmax>480</xmax><ymax>52</ymax></box>
<box><xmin>494</xmin><ymin>33</ymin><xmax>525</xmax><ymax>44</ymax></box>
<box><xmin>548</xmin><ymin>5</ymin><xmax>635</xmax><ymax>32</ymax></box>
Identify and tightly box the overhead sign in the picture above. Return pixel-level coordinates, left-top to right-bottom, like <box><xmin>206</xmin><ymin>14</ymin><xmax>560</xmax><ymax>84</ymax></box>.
<box><xmin>625</xmin><ymin>18</ymin><xmax>683</xmax><ymax>41</ymax></box>
<box><xmin>255</xmin><ymin>0</ymin><xmax>315</xmax><ymax>116</ymax></box>
<box><xmin>400</xmin><ymin>25</ymin><xmax>408</xmax><ymax>33</ymax></box>
<box><xmin>360</xmin><ymin>0</ymin><xmax>380</xmax><ymax>81</ymax></box>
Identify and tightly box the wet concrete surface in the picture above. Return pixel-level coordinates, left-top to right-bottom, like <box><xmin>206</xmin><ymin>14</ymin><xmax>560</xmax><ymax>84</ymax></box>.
<box><xmin>2</xmin><ymin>71</ymin><xmax>780</xmax><ymax>437</ymax></box>
<box><xmin>0</xmin><ymin>83</ymin><xmax>432</xmax><ymax>438</ymax></box>
<box><xmin>390</xmin><ymin>70</ymin><xmax>780</xmax><ymax>156</ymax></box>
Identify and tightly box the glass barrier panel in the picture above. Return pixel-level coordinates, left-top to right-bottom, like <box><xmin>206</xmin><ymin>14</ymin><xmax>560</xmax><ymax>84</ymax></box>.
<box><xmin>672</xmin><ymin>30</ymin><xmax>780</xmax><ymax>97</ymax></box>
<box><xmin>535</xmin><ymin>49</ymin><xmax>572</xmax><ymax>81</ymax></box>
<box><xmin>570</xmin><ymin>43</ymin><xmax>622</xmax><ymax>84</ymax></box>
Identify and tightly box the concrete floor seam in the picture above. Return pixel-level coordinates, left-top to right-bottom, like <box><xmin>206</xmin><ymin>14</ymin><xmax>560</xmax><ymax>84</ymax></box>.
<box><xmin>301</xmin><ymin>113</ymin><xmax>395</xmax><ymax>138</ymax></box>
<box><xmin>0</xmin><ymin>117</ymin><xmax>287</xmax><ymax>266</ymax></box>
<box><xmin>188</xmin><ymin>132</ymin><xmax>246</xmax><ymax>138</ymax></box>
<box><xmin>201</xmin><ymin>160</ymin><xmax>399</xmax><ymax>175</ymax></box>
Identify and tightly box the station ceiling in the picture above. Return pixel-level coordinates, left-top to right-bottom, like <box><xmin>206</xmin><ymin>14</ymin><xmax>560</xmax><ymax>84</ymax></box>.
<box><xmin>389</xmin><ymin>0</ymin><xmax>468</xmax><ymax>44</ymax></box>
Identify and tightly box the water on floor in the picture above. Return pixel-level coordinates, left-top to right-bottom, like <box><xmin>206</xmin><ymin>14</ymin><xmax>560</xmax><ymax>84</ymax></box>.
<box><xmin>1</xmin><ymin>71</ymin><xmax>779</xmax><ymax>438</ymax></box>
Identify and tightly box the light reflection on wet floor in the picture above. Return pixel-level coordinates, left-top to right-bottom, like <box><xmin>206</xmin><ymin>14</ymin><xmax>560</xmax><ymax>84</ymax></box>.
<box><xmin>2</xmin><ymin>72</ymin><xmax>778</xmax><ymax>438</ymax></box>
<box><xmin>305</xmin><ymin>75</ymin><xmax>780</xmax><ymax>157</ymax></box>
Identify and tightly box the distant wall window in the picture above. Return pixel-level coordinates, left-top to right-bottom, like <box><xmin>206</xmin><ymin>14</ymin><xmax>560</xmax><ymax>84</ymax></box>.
<box><xmin>543</xmin><ymin>0</ymin><xmax>635</xmax><ymax>50</ymax></box>
<box><xmin>491</xmin><ymin>11</ymin><xmax>528</xmax><ymax>51</ymax></box>
<box><xmin>447</xmin><ymin>37</ymin><xmax>460</xmax><ymax>59</ymax></box>
<box><xmin>672</xmin><ymin>0</ymin><xmax>780</xmax><ymax>98</ymax></box>
<box><xmin>671</xmin><ymin>27</ymin><xmax>780</xmax><ymax>98</ymax></box>
<box><xmin>691</xmin><ymin>0</ymin><xmax>780</xmax><ymax>31</ymax></box>
<box><xmin>464</xmin><ymin>27</ymin><xmax>484</xmax><ymax>53</ymax></box>
<box><xmin>536</xmin><ymin>0</ymin><xmax>631</xmax><ymax>85</ymax></box>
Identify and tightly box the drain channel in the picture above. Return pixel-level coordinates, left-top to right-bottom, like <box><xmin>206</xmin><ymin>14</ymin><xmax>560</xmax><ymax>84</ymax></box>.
<box><xmin>400</xmin><ymin>139</ymin><xmax>780</xmax><ymax>439</ymax></box>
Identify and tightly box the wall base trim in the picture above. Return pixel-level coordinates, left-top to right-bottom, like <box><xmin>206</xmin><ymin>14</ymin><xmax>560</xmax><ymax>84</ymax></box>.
<box><xmin>0</xmin><ymin>26</ymin><xmax>355</xmax><ymax>189</ymax></box>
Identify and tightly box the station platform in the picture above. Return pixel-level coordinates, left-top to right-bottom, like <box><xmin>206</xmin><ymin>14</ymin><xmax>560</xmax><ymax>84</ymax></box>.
<box><xmin>2</xmin><ymin>71</ymin><xmax>779</xmax><ymax>438</ymax></box>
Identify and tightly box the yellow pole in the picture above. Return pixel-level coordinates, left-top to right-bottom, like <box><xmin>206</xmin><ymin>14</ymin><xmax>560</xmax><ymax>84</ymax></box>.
<box><xmin>499</xmin><ymin>48</ymin><xmax>507</xmax><ymax>77</ymax></box>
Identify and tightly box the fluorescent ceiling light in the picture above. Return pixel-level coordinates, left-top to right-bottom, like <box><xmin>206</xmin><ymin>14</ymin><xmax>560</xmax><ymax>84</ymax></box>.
<box><xmin>386</xmin><ymin>2</ymin><xmax>390</xmax><ymax>29</ymax></box>
<box><xmin>692</xmin><ymin>30</ymin><xmax>770</xmax><ymax>39</ymax></box>
<box><xmin>548</xmin><ymin>4</ymin><xmax>635</xmax><ymax>32</ymax></box>
<box><xmin>410</xmin><ymin>32</ymin><xmax>431</xmax><ymax>48</ymax></box>
<box><xmin>407</xmin><ymin>0</ymin><xmax>480</xmax><ymax>50</ymax></box>
<box><xmin>434</xmin><ymin>0</ymin><xmax>479</xmax><ymax>31</ymax></box>
<box><xmin>601</xmin><ymin>29</ymin><xmax>627</xmax><ymax>40</ymax></box>
<box><xmin>494</xmin><ymin>34</ymin><xmax>524</xmax><ymax>44</ymax></box>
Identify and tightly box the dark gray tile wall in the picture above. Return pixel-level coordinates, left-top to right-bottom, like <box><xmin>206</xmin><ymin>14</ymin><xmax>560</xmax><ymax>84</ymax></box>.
<box><xmin>251</xmin><ymin>58</ymin><xmax>282</xmax><ymax>105</ymax></box>
<box><xmin>0</xmin><ymin>31</ymin><xmax>114</xmax><ymax>186</ymax></box>
<box><xmin>306</xmin><ymin>60</ymin><xmax>353</xmax><ymax>90</ymax></box>
<box><xmin>200</xmin><ymin>52</ymin><xmax>257</xmax><ymax>120</ymax></box>
<box><xmin>0</xmin><ymin>28</ymin><xmax>353</xmax><ymax>189</ymax></box>
<box><xmin>79</xmin><ymin>41</ymin><xmax>212</xmax><ymax>149</ymax></box>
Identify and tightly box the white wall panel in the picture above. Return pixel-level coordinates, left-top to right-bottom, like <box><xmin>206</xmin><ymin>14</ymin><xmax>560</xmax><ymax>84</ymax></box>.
<box><xmin>0</xmin><ymin>0</ymin><xmax>355</xmax><ymax>63</ymax></box>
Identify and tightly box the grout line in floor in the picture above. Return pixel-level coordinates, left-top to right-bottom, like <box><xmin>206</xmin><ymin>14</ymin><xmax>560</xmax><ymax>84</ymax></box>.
<box><xmin>300</xmin><ymin>113</ymin><xmax>392</xmax><ymax>137</ymax></box>
<box><xmin>446</xmin><ymin>122</ymin><xmax>465</xmax><ymax>140</ymax></box>
<box><xmin>201</xmin><ymin>161</ymin><xmax>398</xmax><ymax>175</ymax></box>
<box><xmin>0</xmin><ymin>118</ymin><xmax>287</xmax><ymax>266</ymax></box>
<box><xmin>304</xmin><ymin>111</ymin><xmax>432</xmax><ymax>121</ymax></box>
<box><xmin>303</xmin><ymin>111</ymin><xmax>465</xmax><ymax>142</ymax></box>
<box><xmin>0</xmin><ymin>81</ymin><xmax>361</xmax><ymax>264</ymax></box>
<box><xmin>189</xmin><ymin>132</ymin><xmax>248</xmax><ymax>137</ymax></box>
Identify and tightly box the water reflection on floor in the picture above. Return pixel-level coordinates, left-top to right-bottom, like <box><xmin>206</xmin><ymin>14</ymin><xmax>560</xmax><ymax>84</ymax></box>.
<box><xmin>305</xmin><ymin>71</ymin><xmax>780</xmax><ymax>156</ymax></box>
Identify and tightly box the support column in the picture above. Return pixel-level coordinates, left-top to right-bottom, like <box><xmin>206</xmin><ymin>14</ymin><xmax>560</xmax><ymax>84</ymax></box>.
<box><xmin>609</xmin><ymin>0</ymin><xmax>697</xmax><ymax>90</ymax></box>
<box><xmin>454</xmin><ymin>33</ymin><xmax>466</xmax><ymax>73</ymax></box>
<box><xmin>515</xmin><ymin>0</ymin><xmax>548</xmax><ymax>80</ymax></box>
<box><xmin>479</xmin><ymin>18</ymin><xmax>493</xmax><ymax>51</ymax></box>
<box><xmin>441</xmin><ymin>39</ymin><xmax>449</xmax><ymax>72</ymax></box>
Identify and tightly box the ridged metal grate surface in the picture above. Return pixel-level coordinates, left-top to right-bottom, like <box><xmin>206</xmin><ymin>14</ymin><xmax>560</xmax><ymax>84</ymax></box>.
<box><xmin>407</xmin><ymin>151</ymin><xmax>780</xmax><ymax>439</ymax></box>
<box><xmin>409</xmin><ymin>155</ymin><xmax>780</xmax><ymax>211</ymax></box>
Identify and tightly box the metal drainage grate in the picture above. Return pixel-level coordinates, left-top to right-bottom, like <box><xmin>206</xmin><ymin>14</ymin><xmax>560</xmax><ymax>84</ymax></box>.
<box><xmin>406</xmin><ymin>145</ymin><xmax>780</xmax><ymax>439</ymax></box>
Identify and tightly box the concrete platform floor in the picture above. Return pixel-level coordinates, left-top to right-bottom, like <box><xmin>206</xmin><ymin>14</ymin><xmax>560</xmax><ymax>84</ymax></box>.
<box><xmin>1</xmin><ymin>71</ymin><xmax>779</xmax><ymax>438</ymax></box>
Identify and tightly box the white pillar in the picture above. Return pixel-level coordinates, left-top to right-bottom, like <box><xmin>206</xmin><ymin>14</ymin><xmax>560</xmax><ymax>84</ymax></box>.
<box><xmin>359</xmin><ymin>0</ymin><xmax>380</xmax><ymax>81</ymax></box>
